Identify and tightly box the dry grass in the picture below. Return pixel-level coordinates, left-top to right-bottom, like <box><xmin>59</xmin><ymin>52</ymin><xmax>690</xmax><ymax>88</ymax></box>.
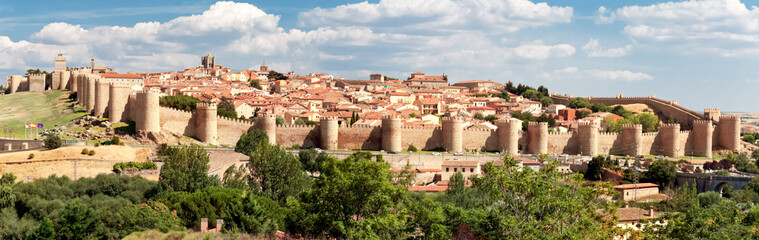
<box><xmin>0</xmin><ymin>145</ymin><xmax>154</xmax><ymax>181</ymax></box>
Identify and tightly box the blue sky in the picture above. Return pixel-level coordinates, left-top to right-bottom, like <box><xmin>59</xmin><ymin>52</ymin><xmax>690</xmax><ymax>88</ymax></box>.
<box><xmin>1</xmin><ymin>0</ymin><xmax>757</xmax><ymax>112</ymax></box>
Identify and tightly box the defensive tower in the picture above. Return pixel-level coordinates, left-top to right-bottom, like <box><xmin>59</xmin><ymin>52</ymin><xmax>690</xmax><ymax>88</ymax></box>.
<box><xmin>527</xmin><ymin>122</ymin><xmax>548</xmax><ymax>154</ymax></box>
<box><xmin>692</xmin><ymin>120</ymin><xmax>713</xmax><ymax>158</ymax></box>
<box><xmin>93</xmin><ymin>79</ymin><xmax>111</xmax><ymax>117</ymax></box>
<box><xmin>717</xmin><ymin>116</ymin><xmax>741</xmax><ymax>152</ymax></box>
<box><xmin>257</xmin><ymin>113</ymin><xmax>277</xmax><ymax>145</ymax></box>
<box><xmin>108</xmin><ymin>83</ymin><xmax>131</xmax><ymax>123</ymax></box>
<box><xmin>578</xmin><ymin>121</ymin><xmax>599</xmax><ymax>156</ymax></box>
<box><xmin>28</xmin><ymin>73</ymin><xmax>45</xmax><ymax>92</ymax></box>
<box><xmin>85</xmin><ymin>76</ymin><xmax>97</xmax><ymax>113</ymax></box>
<box><xmin>497</xmin><ymin>118</ymin><xmax>521</xmax><ymax>155</ymax></box>
<box><xmin>659</xmin><ymin>123</ymin><xmax>681</xmax><ymax>157</ymax></box>
<box><xmin>135</xmin><ymin>90</ymin><xmax>160</xmax><ymax>133</ymax></box>
<box><xmin>320</xmin><ymin>117</ymin><xmax>339</xmax><ymax>150</ymax></box>
<box><xmin>381</xmin><ymin>115</ymin><xmax>403</xmax><ymax>152</ymax></box>
<box><xmin>442</xmin><ymin>117</ymin><xmax>463</xmax><ymax>153</ymax></box>
<box><xmin>196</xmin><ymin>103</ymin><xmax>218</xmax><ymax>145</ymax></box>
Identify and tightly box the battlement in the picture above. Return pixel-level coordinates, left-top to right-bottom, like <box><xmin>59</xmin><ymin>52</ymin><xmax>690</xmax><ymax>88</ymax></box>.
<box><xmin>693</xmin><ymin>120</ymin><xmax>712</xmax><ymax>125</ymax></box>
<box><xmin>704</xmin><ymin>108</ymin><xmax>720</xmax><ymax>113</ymax></box>
<box><xmin>217</xmin><ymin>116</ymin><xmax>252</xmax><ymax>124</ymax></box>
<box><xmin>400</xmin><ymin>125</ymin><xmax>439</xmax><ymax>130</ymax></box>
<box><xmin>578</xmin><ymin>121</ymin><xmax>599</xmax><ymax>127</ymax></box>
<box><xmin>528</xmin><ymin>121</ymin><xmax>548</xmax><ymax>127</ymax></box>
<box><xmin>258</xmin><ymin>113</ymin><xmax>276</xmax><ymax>119</ymax></box>
<box><xmin>548</xmin><ymin>131</ymin><xmax>573</xmax><ymax>136</ymax></box>
<box><xmin>278</xmin><ymin>124</ymin><xmax>318</xmax><ymax>129</ymax></box>
<box><xmin>643</xmin><ymin>132</ymin><xmax>657</xmax><ymax>137</ymax></box>
<box><xmin>660</xmin><ymin>123</ymin><xmax>680</xmax><ymax>129</ymax></box>
<box><xmin>339</xmin><ymin>124</ymin><xmax>378</xmax><ymax>129</ymax></box>
<box><xmin>621</xmin><ymin>124</ymin><xmax>642</xmax><ymax>130</ymax></box>
<box><xmin>599</xmin><ymin>131</ymin><xmax>619</xmax><ymax>136</ymax></box>
<box><xmin>320</xmin><ymin>116</ymin><xmax>339</xmax><ymax>121</ymax></box>
<box><xmin>719</xmin><ymin>115</ymin><xmax>739</xmax><ymax>121</ymax></box>
<box><xmin>442</xmin><ymin>116</ymin><xmax>463</xmax><ymax>122</ymax></box>
<box><xmin>160</xmin><ymin>106</ymin><xmax>193</xmax><ymax>114</ymax></box>
<box><xmin>463</xmin><ymin>128</ymin><xmax>496</xmax><ymax>132</ymax></box>
<box><xmin>196</xmin><ymin>102</ymin><xmax>217</xmax><ymax>109</ymax></box>
<box><xmin>28</xmin><ymin>73</ymin><xmax>45</xmax><ymax>78</ymax></box>
<box><xmin>109</xmin><ymin>82</ymin><xmax>130</xmax><ymax>88</ymax></box>
<box><xmin>382</xmin><ymin>114</ymin><xmax>402</xmax><ymax>120</ymax></box>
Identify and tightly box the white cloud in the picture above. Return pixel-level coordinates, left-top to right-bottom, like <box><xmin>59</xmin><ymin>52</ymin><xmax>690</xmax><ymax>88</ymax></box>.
<box><xmin>581</xmin><ymin>38</ymin><xmax>631</xmax><ymax>58</ymax></box>
<box><xmin>540</xmin><ymin>67</ymin><xmax>652</xmax><ymax>81</ymax></box>
<box><xmin>604</xmin><ymin>0</ymin><xmax>759</xmax><ymax>56</ymax></box>
<box><xmin>0</xmin><ymin>0</ymin><xmax>579</xmax><ymax>85</ymax></box>
<box><xmin>594</xmin><ymin>6</ymin><xmax>614</xmax><ymax>24</ymax></box>
<box><xmin>584</xmin><ymin>69</ymin><xmax>653</xmax><ymax>81</ymax></box>
<box><xmin>299</xmin><ymin>0</ymin><xmax>573</xmax><ymax>33</ymax></box>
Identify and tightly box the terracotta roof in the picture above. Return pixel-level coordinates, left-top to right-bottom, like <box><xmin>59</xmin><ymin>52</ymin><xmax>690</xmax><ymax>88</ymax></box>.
<box><xmin>614</xmin><ymin>183</ymin><xmax>658</xmax><ymax>190</ymax></box>
<box><xmin>100</xmin><ymin>73</ymin><xmax>142</xmax><ymax>79</ymax></box>
<box><xmin>408</xmin><ymin>186</ymin><xmax>449</xmax><ymax>192</ymax></box>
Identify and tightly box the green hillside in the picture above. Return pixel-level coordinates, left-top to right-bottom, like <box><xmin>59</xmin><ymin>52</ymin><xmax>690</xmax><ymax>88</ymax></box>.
<box><xmin>0</xmin><ymin>90</ymin><xmax>87</xmax><ymax>139</ymax></box>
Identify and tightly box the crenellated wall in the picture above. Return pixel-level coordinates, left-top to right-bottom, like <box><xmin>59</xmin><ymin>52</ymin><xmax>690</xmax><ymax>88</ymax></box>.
<box><xmin>400</xmin><ymin>126</ymin><xmax>442</xmax><ymax>151</ymax></box>
<box><xmin>462</xmin><ymin>128</ymin><xmax>498</xmax><ymax>152</ymax></box>
<box><xmin>339</xmin><ymin>125</ymin><xmax>382</xmax><ymax>150</ymax></box>
<box><xmin>551</xmin><ymin>95</ymin><xmax>704</xmax><ymax>128</ymax></box>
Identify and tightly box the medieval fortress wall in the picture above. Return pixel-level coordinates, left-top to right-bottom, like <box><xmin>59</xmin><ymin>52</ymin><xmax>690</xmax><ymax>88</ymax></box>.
<box><xmin>4</xmin><ymin>61</ymin><xmax>742</xmax><ymax>158</ymax></box>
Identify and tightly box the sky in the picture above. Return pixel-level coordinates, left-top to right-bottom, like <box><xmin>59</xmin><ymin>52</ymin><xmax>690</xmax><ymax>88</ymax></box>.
<box><xmin>0</xmin><ymin>0</ymin><xmax>757</xmax><ymax>112</ymax></box>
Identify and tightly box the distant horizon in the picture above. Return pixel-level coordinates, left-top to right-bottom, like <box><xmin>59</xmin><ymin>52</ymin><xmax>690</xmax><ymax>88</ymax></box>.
<box><xmin>1</xmin><ymin>0</ymin><xmax>758</xmax><ymax>112</ymax></box>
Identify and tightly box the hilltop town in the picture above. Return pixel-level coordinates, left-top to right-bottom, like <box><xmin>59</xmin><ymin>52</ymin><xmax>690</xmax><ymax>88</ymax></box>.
<box><xmin>2</xmin><ymin>53</ymin><xmax>759</xmax><ymax>239</ymax></box>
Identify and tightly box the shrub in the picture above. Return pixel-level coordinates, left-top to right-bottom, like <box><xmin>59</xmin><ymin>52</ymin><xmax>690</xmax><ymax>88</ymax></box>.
<box><xmin>81</xmin><ymin>148</ymin><xmax>89</xmax><ymax>154</ymax></box>
<box><xmin>118</xmin><ymin>142</ymin><xmax>125</xmax><ymax>146</ymax></box>
<box><xmin>407</xmin><ymin>145</ymin><xmax>418</xmax><ymax>152</ymax></box>
<box><xmin>291</xmin><ymin>144</ymin><xmax>301</xmax><ymax>149</ymax></box>
<box><xmin>44</xmin><ymin>134</ymin><xmax>62</xmax><ymax>149</ymax></box>
<box><xmin>111</xmin><ymin>136</ymin><xmax>120</xmax><ymax>145</ymax></box>
<box><xmin>28</xmin><ymin>153</ymin><xmax>34</xmax><ymax>159</ymax></box>
<box><xmin>94</xmin><ymin>142</ymin><xmax>100</xmax><ymax>147</ymax></box>
<box><xmin>88</xmin><ymin>150</ymin><xmax>96</xmax><ymax>156</ymax></box>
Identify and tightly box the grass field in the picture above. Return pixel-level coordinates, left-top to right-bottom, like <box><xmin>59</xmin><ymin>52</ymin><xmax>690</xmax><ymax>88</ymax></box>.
<box><xmin>0</xmin><ymin>90</ymin><xmax>88</xmax><ymax>139</ymax></box>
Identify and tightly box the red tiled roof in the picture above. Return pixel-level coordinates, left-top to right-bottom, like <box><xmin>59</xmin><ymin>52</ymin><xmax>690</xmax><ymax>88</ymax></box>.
<box><xmin>100</xmin><ymin>73</ymin><xmax>142</xmax><ymax>79</ymax></box>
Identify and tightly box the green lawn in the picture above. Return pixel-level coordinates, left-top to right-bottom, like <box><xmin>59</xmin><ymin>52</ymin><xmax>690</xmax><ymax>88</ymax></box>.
<box><xmin>0</xmin><ymin>90</ymin><xmax>88</xmax><ymax>139</ymax></box>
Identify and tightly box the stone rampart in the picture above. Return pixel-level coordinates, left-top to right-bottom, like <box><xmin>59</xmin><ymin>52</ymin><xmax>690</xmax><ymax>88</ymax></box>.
<box><xmin>551</xmin><ymin>95</ymin><xmax>704</xmax><ymax>127</ymax></box>
<box><xmin>216</xmin><ymin>116</ymin><xmax>254</xmax><ymax>146</ymax></box>
<box><xmin>28</xmin><ymin>74</ymin><xmax>45</xmax><ymax>92</ymax></box>
<box><xmin>400</xmin><ymin>126</ymin><xmax>442</xmax><ymax>151</ymax></box>
<box><xmin>339</xmin><ymin>125</ymin><xmax>382</xmax><ymax>150</ymax></box>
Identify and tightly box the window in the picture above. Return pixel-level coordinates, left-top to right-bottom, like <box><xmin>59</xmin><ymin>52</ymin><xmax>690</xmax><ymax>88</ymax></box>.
<box><xmin>454</xmin><ymin>168</ymin><xmax>457</xmax><ymax>172</ymax></box>
<box><xmin>446</xmin><ymin>168</ymin><xmax>449</xmax><ymax>172</ymax></box>
<box><xmin>470</xmin><ymin>168</ymin><xmax>474</xmax><ymax>172</ymax></box>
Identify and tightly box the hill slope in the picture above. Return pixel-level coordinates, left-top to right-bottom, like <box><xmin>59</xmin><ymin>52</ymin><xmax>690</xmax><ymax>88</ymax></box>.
<box><xmin>0</xmin><ymin>91</ymin><xmax>87</xmax><ymax>139</ymax></box>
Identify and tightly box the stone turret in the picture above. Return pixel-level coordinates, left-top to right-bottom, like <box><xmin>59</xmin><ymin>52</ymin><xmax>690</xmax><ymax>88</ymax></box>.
<box><xmin>381</xmin><ymin>115</ymin><xmax>402</xmax><ymax>152</ymax></box>
<box><xmin>497</xmin><ymin>118</ymin><xmax>521</xmax><ymax>155</ymax></box>
<box><xmin>692</xmin><ymin>120</ymin><xmax>713</xmax><ymax>158</ymax></box>
<box><xmin>320</xmin><ymin>117</ymin><xmax>339</xmax><ymax>150</ymax></box>
<box><xmin>442</xmin><ymin>117</ymin><xmax>463</xmax><ymax>153</ymax></box>
<box><xmin>257</xmin><ymin>113</ymin><xmax>277</xmax><ymax>145</ymax></box>
<box><xmin>578</xmin><ymin>121</ymin><xmax>599</xmax><ymax>156</ymax></box>
<box><xmin>70</xmin><ymin>72</ymin><xmax>79</xmax><ymax>93</ymax></box>
<box><xmin>135</xmin><ymin>90</ymin><xmax>160</xmax><ymax>133</ymax></box>
<box><xmin>704</xmin><ymin>108</ymin><xmax>721</xmax><ymax>122</ymax></box>
<box><xmin>196</xmin><ymin>103</ymin><xmax>218</xmax><ymax>145</ymax></box>
<box><xmin>717</xmin><ymin>116</ymin><xmax>740</xmax><ymax>152</ymax></box>
<box><xmin>28</xmin><ymin>73</ymin><xmax>45</xmax><ymax>92</ymax></box>
<box><xmin>527</xmin><ymin>122</ymin><xmax>548</xmax><ymax>154</ymax></box>
<box><xmin>7</xmin><ymin>75</ymin><xmax>22</xmax><ymax>94</ymax></box>
<box><xmin>85</xmin><ymin>76</ymin><xmax>97</xmax><ymax>113</ymax></box>
<box><xmin>659</xmin><ymin>123</ymin><xmax>681</xmax><ymax>157</ymax></box>
<box><xmin>93</xmin><ymin>79</ymin><xmax>111</xmax><ymax>117</ymax></box>
<box><xmin>621</xmin><ymin>124</ymin><xmax>643</xmax><ymax>157</ymax></box>
<box><xmin>108</xmin><ymin>83</ymin><xmax>131</xmax><ymax>123</ymax></box>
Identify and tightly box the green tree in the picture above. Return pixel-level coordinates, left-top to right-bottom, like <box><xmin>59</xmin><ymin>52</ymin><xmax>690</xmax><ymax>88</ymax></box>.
<box><xmin>539</xmin><ymin>96</ymin><xmax>554</xmax><ymax>107</ymax></box>
<box><xmin>585</xmin><ymin>156</ymin><xmax>606</xmax><ymax>181</ymax></box>
<box><xmin>250</xmin><ymin>79</ymin><xmax>262</xmax><ymax>89</ymax></box>
<box><xmin>407</xmin><ymin>145</ymin><xmax>418</xmax><ymax>152</ymax></box>
<box><xmin>234</xmin><ymin>129</ymin><xmax>269</xmax><ymax>156</ymax></box>
<box><xmin>590</xmin><ymin>103</ymin><xmax>610</xmax><ymax>112</ymax></box>
<box><xmin>222</xmin><ymin>164</ymin><xmax>250</xmax><ymax>190</ymax></box>
<box><xmin>0</xmin><ymin>186</ymin><xmax>13</xmax><ymax>210</ymax></box>
<box><xmin>268</xmin><ymin>70</ymin><xmax>288</xmax><ymax>80</ymax></box>
<box><xmin>275</xmin><ymin>116</ymin><xmax>286</xmax><ymax>125</ymax></box>
<box><xmin>744</xmin><ymin>134</ymin><xmax>756</xmax><ymax>144</ymax></box>
<box><xmin>57</xmin><ymin>201</ymin><xmax>102</xmax><ymax>240</ymax></box>
<box><xmin>470</xmin><ymin>157</ymin><xmax>618</xmax><ymax>239</ymax></box>
<box><xmin>115</xmin><ymin>201</ymin><xmax>184</xmax><ymax>237</ymax></box>
<box><xmin>753</xmin><ymin>149</ymin><xmax>759</xmax><ymax>160</ymax></box>
<box><xmin>474</xmin><ymin>112</ymin><xmax>484</xmax><ymax>120</ymax></box>
<box><xmin>159</xmin><ymin>95</ymin><xmax>202</xmax><ymax>112</ymax></box>
<box><xmin>577</xmin><ymin>110</ymin><xmax>591</xmax><ymax>119</ymax></box>
<box><xmin>634</xmin><ymin>113</ymin><xmax>659</xmax><ymax>132</ymax></box>
<box><xmin>0</xmin><ymin>173</ymin><xmax>16</xmax><ymax>186</ymax></box>
<box><xmin>644</xmin><ymin>159</ymin><xmax>677</xmax><ymax>189</ymax></box>
<box><xmin>157</xmin><ymin>146</ymin><xmax>219</xmax><ymax>193</ymax></box>
<box><xmin>288</xmin><ymin>152</ymin><xmax>408</xmax><ymax>239</ymax></box>
<box><xmin>568</xmin><ymin>97</ymin><xmax>591</xmax><ymax>109</ymax></box>
<box><xmin>29</xmin><ymin>217</ymin><xmax>55</xmax><ymax>240</ymax></box>
<box><xmin>298</xmin><ymin>148</ymin><xmax>331</xmax><ymax>173</ymax></box>
<box><xmin>444</xmin><ymin>172</ymin><xmax>482</xmax><ymax>209</ymax></box>
<box><xmin>44</xmin><ymin>134</ymin><xmax>62</xmax><ymax>149</ymax></box>
<box><xmin>249</xmin><ymin>144</ymin><xmax>310</xmax><ymax>203</ymax></box>
<box><xmin>217</xmin><ymin>97</ymin><xmax>238</xmax><ymax>119</ymax></box>
<box><xmin>697</xmin><ymin>192</ymin><xmax>722</xmax><ymax>208</ymax></box>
